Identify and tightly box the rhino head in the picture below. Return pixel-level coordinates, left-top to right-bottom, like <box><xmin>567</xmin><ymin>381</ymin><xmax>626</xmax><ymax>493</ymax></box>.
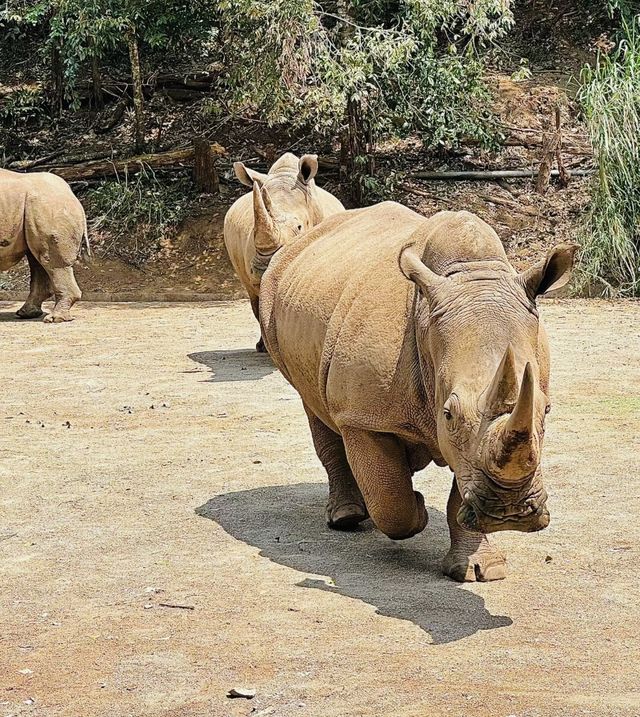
<box><xmin>234</xmin><ymin>153</ymin><xmax>320</xmax><ymax>275</ymax></box>
<box><xmin>400</xmin><ymin>241</ymin><xmax>577</xmax><ymax>534</ymax></box>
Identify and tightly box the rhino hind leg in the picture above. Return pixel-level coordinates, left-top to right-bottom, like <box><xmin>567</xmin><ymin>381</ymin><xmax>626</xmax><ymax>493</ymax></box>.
<box><xmin>342</xmin><ymin>428</ymin><xmax>428</xmax><ymax>540</ymax></box>
<box><xmin>305</xmin><ymin>409</ymin><xmax>368</xmax><ymax>529</ymax></box>
<box><xmin>442</xmin><ymin>478</ymin><xmax>507</xmax><ymax>583</ymax></box>
<box><xmin>42</xmin><ymin>266</ymin><xmax>82</xmax><ymax>324</ymax></box>
<box><xmin>16</xmin><ymin>252</ymin><xmax>52</xmax><ymax>319</ymax></box>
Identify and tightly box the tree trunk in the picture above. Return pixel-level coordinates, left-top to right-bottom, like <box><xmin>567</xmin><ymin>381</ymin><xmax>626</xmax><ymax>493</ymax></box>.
<box><xmin>536</xmin><ymin>107</ymin><xmax>569</xmax><ymax>194</ymax></box>
<box><xmin>345</xmin><ymin>97</ymin><xmax>374</xmax><ymax>204</ymax></box>
<box><xmin>91</xmin><ymin>53</ymin><xmax>104</xmax><ymax>110</ymax></box>
<box><xmin>51</xmin><ymin>46</ymin><xmax>64</xmax><ymax>116</ymax></box>
<box><xmin>192</xmin><ymin>138</ymin><xmax>220</xmax><ymax>193</ymax></box>
<box><xmin>336</xmin><ymin>0</ymin><xmax>375</xmax><ymax>203</ymax></box>
<box><xmin>127</xmin><ymin>27</ymin><xmax>145</xmax><ymax>153</ymax></box>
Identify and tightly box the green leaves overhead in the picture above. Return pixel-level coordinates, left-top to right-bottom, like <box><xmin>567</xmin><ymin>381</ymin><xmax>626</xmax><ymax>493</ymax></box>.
<box><xmin>217</xmin><ymin>0</ymin><xmax>513</xmax><ymax>147</ymax></box>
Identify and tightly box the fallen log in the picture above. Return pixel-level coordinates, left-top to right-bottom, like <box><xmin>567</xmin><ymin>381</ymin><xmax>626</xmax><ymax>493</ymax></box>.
<box><xmin>8</xmin><ymin>148</ymin><xmax>66</xmax><ymax>170</ymax></box>
<box><xmin>24</xmin><ymin>142</ymin><xmax>226</xmax><ymax>182</ymax></box>
<box><xmin>151</xmin><ymin>71</ymin><xmax>216</xmax><ymax>88</ymax></box>
<box><xmin>78</xmin><ymin>71</ymin><xmax>217</xmax><ymax>103</ymax></box>
<box><xmin>408</xmin><ymin>168</ymin><xmax>593</xmax><ymax>181</ymax></box>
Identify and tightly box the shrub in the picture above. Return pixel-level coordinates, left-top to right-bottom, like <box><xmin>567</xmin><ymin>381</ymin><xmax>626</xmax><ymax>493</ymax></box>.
<box><xmin>216</xmin><ymin>1</ymin><xmax>514</xmax><ymax>197</ymax></box>
<box><xmin>85</xmin><ymin>169</ymin><xmax>194</xmax><ymax>267</ymax></box>
<box><xmin>0</xmin><ymin>87</ymin><xmax>48</xmax><ymax>128</ymax></box>
<box><xmin>577</xmin><ymin>15</ymin><xmax>640</xmax><ymax>296</ymax></box>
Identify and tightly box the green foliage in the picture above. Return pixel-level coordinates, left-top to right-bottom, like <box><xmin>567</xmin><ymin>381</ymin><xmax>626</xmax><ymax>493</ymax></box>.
<box><xmin>217</xmin><ymin>0</ymin><xmax>512</xmax><ymax>152</ymax></box>
<box><xmin>0</xmin><ymin>1</ymin><xmax>50</xmax><ymax>42</ymax></box>
<box><xmin>510</xmin><ymin>58</ymin><xmax>532</xmax><ymax>82</ymax></box>
<box><xmin>4</xmin><ymin>0</ymin><xmax>220</xmax><ymax>102</ymax></box>
<box><xmin>0</xmin><ymin>87</ymin><xmax>48</xmax><ymax>127</ymax></box>
<box><xmin>86</xmin><ymin>170</ymin><xmax>193</xmax><ymax>265</ymax></box>
<box><xmin>577</xmin><ymin>15</ymin><xmax>640</xmax><ymax>296</ymax></box>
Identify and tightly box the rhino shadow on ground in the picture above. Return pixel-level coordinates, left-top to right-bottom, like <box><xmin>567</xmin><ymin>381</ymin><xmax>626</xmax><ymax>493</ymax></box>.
<box><xmin>0</xmin><ymin>310</ymin><xmax>42</xmax><ymax>322</ymax></box>
<box><xmin>196</xmin><ymin>482</ymin><xmax>512</xmax><ymax>644</ymax></box>
<box><xmin>188</xmin><ymin>349</ymin><xmax>276</xmax><ymax>382</ymax></box>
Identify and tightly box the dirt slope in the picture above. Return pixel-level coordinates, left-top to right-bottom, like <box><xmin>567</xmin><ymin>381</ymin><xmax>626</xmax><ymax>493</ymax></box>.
<box><xmin>0</xmin><ymin>299</ymin><xmax>638</xmax><ymax>717</ymax></box>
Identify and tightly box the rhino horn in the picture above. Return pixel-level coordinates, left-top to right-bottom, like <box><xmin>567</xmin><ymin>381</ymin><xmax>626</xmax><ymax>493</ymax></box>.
<box><xmin>483</xmin><ymin>344</ymin><xmax>519</xmax><ymax>416</ymax></box>
<box><xmin>487</xmin><ymin>362</ymin><xmax>539</xmax><ymax>485</ymax></box>
<box><xmin>253</xmin><ymin>183</ymin><xmax>279</xmax><ymax>255</ymax></box>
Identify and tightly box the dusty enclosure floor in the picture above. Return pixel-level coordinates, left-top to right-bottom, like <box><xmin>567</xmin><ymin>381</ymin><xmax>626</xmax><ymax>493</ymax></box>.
<box><xmin>0</xmin><ymin>299</ymin><xmax>639</xmax><ymax>717</ymax></box>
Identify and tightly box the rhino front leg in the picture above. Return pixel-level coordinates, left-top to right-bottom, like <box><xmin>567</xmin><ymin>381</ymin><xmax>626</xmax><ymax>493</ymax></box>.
<box><xmin>305</xmin><ymin>409</ymin><xmax>367</xmax><ymax>529</ymax></box>
<box><xmin>250</xmin><ymin>295</ymin><xmax>267</xmax><ymax>353</ymax></box>
<box><xmin>342</xmin><ymin>427</ymin><xmax>428</xmax><ymax>540</ymax></box>
<box><xmin>443</xmin><ymin>477</ymin><xmax>507</xmax><ymax>582</ymax></box>
<box><xmin>16</xmin><ymin>251</ymin><xmax>52</xmax><ymax>319</ymax></box>
<box><xmin>42</xmin><ymin>266</ymin><xmax>81</xmax><ymax>323</ymax></box>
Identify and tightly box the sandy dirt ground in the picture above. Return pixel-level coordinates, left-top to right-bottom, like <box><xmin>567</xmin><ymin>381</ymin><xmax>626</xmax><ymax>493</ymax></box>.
<box><xmin>0</xmin><ymin>299</ymin><xmax>639</xmax><ymax>717</ymax></box>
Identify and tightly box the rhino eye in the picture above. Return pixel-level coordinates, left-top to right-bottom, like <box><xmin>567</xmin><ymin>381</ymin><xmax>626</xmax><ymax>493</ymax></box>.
<box><xmin>297</xmin><ymin>224</ymin><xmax>303</xmax><ymax>231</ymax></box>
<box><xmin>443</xmin><ymin>395</ymin><xmax>458</xmax><ymax>424</ymax></box>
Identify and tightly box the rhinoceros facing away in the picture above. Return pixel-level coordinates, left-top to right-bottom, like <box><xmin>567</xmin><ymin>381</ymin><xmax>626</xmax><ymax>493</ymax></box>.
<box><xmin>224</xmin><ymin>152</ymin><xmax>344</xmax><ymax>351</ymax></box>
<box><xmin>258</xmin><ymin>202</ymin><xmax>576</xmax><ymax>582</ymax></box>
<box><xmin>0</xmin><ymin>168</ymin><xmax>88</xmax><ymax>322</ymax></box>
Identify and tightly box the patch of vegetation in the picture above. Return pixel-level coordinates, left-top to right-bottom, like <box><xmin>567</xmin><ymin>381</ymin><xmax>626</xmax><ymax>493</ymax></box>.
<box><xmin>2</xmin><ymin>0</ymin><xmax>514</xmax><ymax>198</ymax></box>
<box><xmin>217</xmin><ymin>1</ymin><xmax>513</xmax><ymax>198</ymax></box>
<box><xmin>577</xmin><ymin>14</ymin><xmax>640</xmax><ymax>296</ymax></box>
<box><xmin>0</xmin><ymin>86</ymin><xmax>48</xmax><ymax>128</ymax></box>
<box><xmin>85</xmin><ymin>169</ymin><xmax>195</xmax><ymax>268</ymax></box>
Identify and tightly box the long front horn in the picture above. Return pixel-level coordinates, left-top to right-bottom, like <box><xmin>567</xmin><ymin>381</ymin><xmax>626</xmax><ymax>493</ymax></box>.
<box><xmin>483</xmin><ymin>345</ymin><xmax>519</xmax><ymax>416</ymax></box>
<box><xmin>253</xmin><ymin>183</ymin><xmax>279</xmax><ymax>255</ymax></box>
<box><xmin>486</xmin><ymin>362</ymin><xmax>539</xmax><ymax>485</ymax></box>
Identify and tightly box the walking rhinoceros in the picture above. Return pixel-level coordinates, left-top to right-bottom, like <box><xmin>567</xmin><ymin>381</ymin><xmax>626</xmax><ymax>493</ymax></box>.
<box><xmin>258</xmin><ymin>201</ymin><xmax>576</xmax><ymax>582</ymax></box>
<box><xmin>224</xmin><ymin>152</ymin><xmax>344</xmax><ymax>351</ymax></box>
<box><xmin>0</xmin><ymin>168</ymin><xmax>88</xmax><ymax>322</ymax></box>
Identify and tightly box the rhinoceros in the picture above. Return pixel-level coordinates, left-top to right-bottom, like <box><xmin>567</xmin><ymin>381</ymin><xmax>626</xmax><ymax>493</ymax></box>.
<box><xmin>224</xmin><ymin>152</ymin><xmax>344</xmax><ymax>351</ymax></box>
<box><xmin>258</xmin><ymin>201</ymin><xmax>576</xmax><ymax>582</ymax></box>
<box><xmin>0</xmin><ymin>168</ymin><xmax>88</xmax><ymax>322</ymax></box>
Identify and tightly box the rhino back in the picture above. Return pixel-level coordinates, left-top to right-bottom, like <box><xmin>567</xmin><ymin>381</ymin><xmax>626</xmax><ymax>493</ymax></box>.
<box><xmin>312</xmin><ymin>184</ymin><xmax>345</xmax><ymax>221</ymax></box>
<box><xmin>261</xmin><ymin>201</ymin><xmax>426</xmax><ymax>433</ymax></box>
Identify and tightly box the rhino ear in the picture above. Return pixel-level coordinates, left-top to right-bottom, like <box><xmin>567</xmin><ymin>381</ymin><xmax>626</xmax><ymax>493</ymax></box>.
<box><xmin>398</xmin><ymin>243</ymin><xmax>447</xmax><ymax>303</ymax></box>
<box><xmin>298</xmin><ymin>154</ymin><xmax>318</xmax><ymax>184</ymax></box>
<box><xmin>234</xmin><ymin>161</ymin><xmax>268</xmax><ymax>187</ymax></box>
<box><xmin>520</xmin><ymin>243</ymin><xmax>578</xmax><ymax>298</ymax></box>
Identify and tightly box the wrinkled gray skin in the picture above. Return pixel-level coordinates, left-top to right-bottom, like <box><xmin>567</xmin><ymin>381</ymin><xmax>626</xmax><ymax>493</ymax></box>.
<box><xmin>223</xmin><ymin>152</ymin><xmax>344</xmax><ymax>351</ymax></box>
<box><xmin>0</xmin><ymin>168</ymin><xmax>88</xmax><ymax>322</ymax></box>
<box><xmin>259</xmin><ymin>203</ymin><xmax>577</xmax><ymax>582</ymax></box>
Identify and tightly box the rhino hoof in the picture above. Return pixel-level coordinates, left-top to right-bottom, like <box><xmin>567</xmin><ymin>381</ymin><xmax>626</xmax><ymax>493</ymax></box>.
<box><xmin>326</xmin><ymin>502</ymin><xmax>368</xmax><ymax>530</ymax></box>
<box><xmin>256</xmin><ymin>337</ymin><xmax>267</xmax><ymax>353</ymax></box>
<box><xmin>443</xmin><ymin>548</ymin><xmax>507</xmax><ymax>583</ymax></box>
<box><xmin>43</xmin><ymin>312</ymin><xmax>74</xmax><ymax>324</ymax></box>
<box><xmin>16</xmin><ymin>306</ymin><xmax>44</xmax><ymax>319</ymax></box>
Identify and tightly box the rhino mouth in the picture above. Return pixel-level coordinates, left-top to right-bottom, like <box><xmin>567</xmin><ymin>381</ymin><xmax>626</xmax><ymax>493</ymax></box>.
<box><xmin>457</xmin><ymin>472</ymin><xmax>550</xmax><ymax>534</ymax></box>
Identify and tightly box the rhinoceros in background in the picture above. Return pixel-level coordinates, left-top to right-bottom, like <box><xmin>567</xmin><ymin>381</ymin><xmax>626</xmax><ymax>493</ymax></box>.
<box><xmin>224</xmin><ymin>152</ymin><xmax>344</xmax><ymax>351</ymax></box>
<box><xmin>0</xmin><ymin>168</ymin><xmax>88</xmax><ymax>322</ymax></box>
<box><xmin>258</xmin><ymin>201</ymin><xmax>576</xmax><ymax>582</ymax></box>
